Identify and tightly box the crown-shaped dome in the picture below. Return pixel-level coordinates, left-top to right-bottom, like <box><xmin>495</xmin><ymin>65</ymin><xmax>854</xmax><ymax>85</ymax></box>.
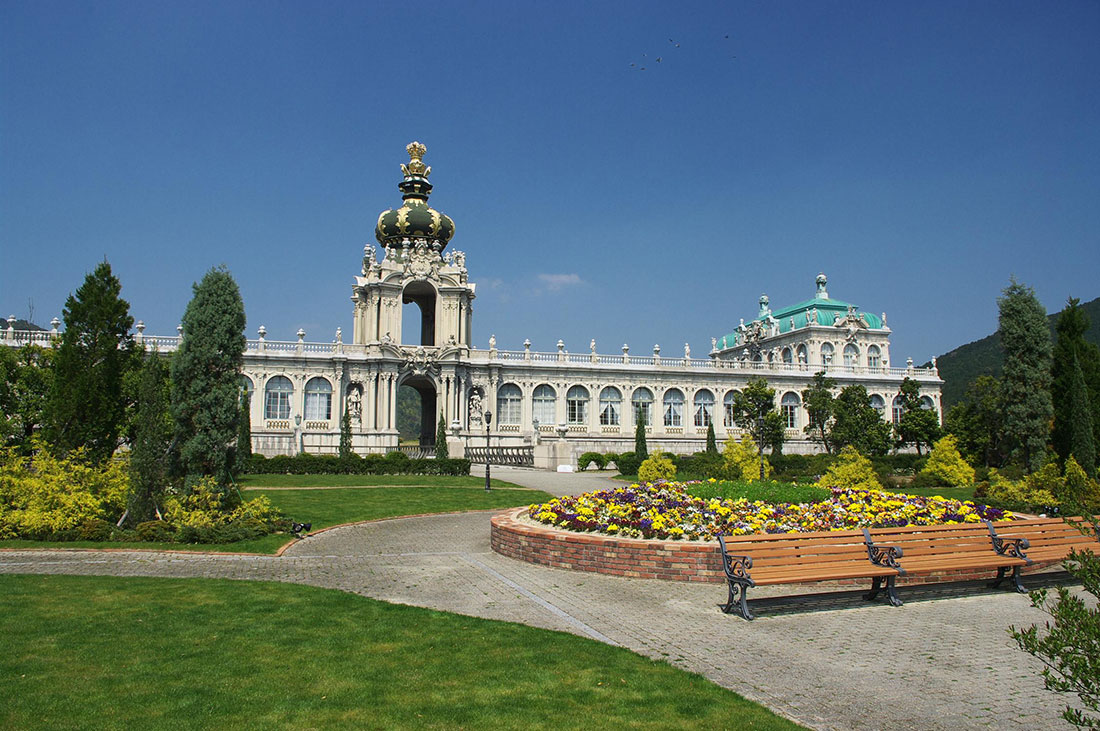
<box><xmin>375</xmin><ymin>141</ymin><xmax>455</xmax><ymax>247</ymax></box>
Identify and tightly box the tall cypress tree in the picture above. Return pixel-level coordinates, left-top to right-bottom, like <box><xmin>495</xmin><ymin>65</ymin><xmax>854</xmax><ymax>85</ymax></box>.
<box><xmin>634</xmin><ymin>410</ymin><xmax>648</xmax><ymax>460</ymax></box>
<box><xmin>171</xmin><ymin>267</ymin><xmax>246</xmax><ymax>491</ymax></box>
<box><xmin>998</xmin><ymin>279</ymin><xmax>1054</xmax><ymax>473</ymax></box>
<box><xmin>1067</xmin><ymin>352</ymin><xmax>1097</xmax><ymax>476</ymax></box>
<box><xmin>235</xmin><ymin>388</ymin><xmax>253</xmax><ymax>473</ymax></box>
<box><xmin>339</xmin><ymin>404</ymin><xmax>353</xmax><ymax>459</ymax></box>
<box><xmin>435</xmin><ymin>412</ymin><xmax>449</xmax><ymax>458</ymax></box>
<box><xmin>705</xmin><ymin>421</ymin><xmax>718</xmax><ymax>455</ymax></box>
<box><xmin>44</xmin><ymin>260</ymin><xmax>135</xmax><ymax>463</ymax></box>
<box><xmin>128</xmin><ymin>350</ymin><xmax>172</xmax><ymax>523</ymax></box>
<box><xmin>1052</xmin><ymin>297</ymin><xmax>1100</xmax><ymax>469</ymax></box>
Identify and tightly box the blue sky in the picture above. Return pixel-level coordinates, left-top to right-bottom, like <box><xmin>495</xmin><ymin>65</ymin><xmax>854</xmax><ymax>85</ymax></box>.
<box><xmin>2</xmin><ymin>1</ymin><xmax>1098</xmax><ymax>363</ymax></box>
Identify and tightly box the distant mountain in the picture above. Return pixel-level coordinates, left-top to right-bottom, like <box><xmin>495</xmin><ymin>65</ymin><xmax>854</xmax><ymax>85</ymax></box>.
<box><xmin>934</xmin><ymin>295</ymin><xmax>1100</xmax><ymax>408</ymax></box>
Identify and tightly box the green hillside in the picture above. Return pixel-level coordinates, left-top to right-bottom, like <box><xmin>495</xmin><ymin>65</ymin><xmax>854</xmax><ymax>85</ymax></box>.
<box><xmin>935</xmin><ymin>295</ymin><xmax>1100</xmax><ymax>407</ymax></box>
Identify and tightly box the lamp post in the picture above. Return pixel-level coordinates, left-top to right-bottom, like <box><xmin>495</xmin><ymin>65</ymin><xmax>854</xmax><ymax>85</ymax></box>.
<box><xmin>484</xmin><ymin>411</ymin><xmax>492</xmax><ymax>492</ymax></box>
<box><xmin>756</xmin><ymin>409</ymin><xmax>765</xmax><ymax>481</ymax></box>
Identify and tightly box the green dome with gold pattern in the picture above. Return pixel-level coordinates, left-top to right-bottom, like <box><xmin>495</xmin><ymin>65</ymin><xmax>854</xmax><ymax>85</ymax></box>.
<box><xmin>375</xmin><ymin>141</ymin><xmax>455</xmax><ymax>247</ymax></box>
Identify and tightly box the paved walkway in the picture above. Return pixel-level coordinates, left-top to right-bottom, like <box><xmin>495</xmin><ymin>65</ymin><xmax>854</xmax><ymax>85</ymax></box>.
<box><xmin>0</xmin><ymin>468</ymin><xmax>1082</xmax><ymax>729</ymax></box>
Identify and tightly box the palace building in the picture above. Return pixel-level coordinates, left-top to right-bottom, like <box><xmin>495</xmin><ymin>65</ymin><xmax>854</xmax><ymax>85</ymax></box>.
<box><xmin>4</xmin><ymin>142</ymin><xmax>943</xmax><ymax>467</ymax></box>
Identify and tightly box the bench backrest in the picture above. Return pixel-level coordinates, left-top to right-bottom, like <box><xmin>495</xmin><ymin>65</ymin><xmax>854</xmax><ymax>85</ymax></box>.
<box><xmin>999</xmin><ymin>517</ymin><xmax>1099</xmax><ymax>552</ymax></box>
<box><xmin>718</xmin><ymin>529</ymin><xmax>871</xmax><ymax>570</ymax></box>
<box><xmin>864</xmin><ymin>523</ymin><xmax>1002</xmax><ymax>559</ymax></box>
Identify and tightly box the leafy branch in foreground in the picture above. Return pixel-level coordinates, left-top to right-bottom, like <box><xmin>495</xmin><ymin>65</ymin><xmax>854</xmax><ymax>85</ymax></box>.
<box><xmin>1011</xmin><ymin>546</ymin><xmax>1100</xmax><ymax>728</ymax></box>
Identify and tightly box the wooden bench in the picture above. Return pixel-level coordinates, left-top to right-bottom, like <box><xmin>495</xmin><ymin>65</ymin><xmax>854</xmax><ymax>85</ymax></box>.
<box><xmin>717</xmin><ymin>530</ymin><xmax>901</xmax><ymax>620</ymax></box>
<box><xmin>718</xmin><ymin>517</ymin><xmax>1099</xmax><ymax>620</ymax></box>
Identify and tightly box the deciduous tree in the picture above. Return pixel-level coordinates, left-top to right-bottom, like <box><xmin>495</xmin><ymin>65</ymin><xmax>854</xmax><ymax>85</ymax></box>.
<box><xmin>732</xmin><ymin>377</ymin><xmax>784</xmax><ymax>454</ymax></box>
<box><xmin>894</xmin><ymin>377</ymin><xmax>941</xmax><ymax>455</ymax></box>
<box><xmin>0</xmin><ymin>344</ymin><xmax>54</xmax><ymax>453</ymax></box>
<box><xmin>830</xmin><ymin>384</ymin><xmax>892</xmax><ymax>456</ymax></box>
<box><xmin>801</xmin><ymin>371</ymin><xmax>836</xmax><ymax>453</ymax></box>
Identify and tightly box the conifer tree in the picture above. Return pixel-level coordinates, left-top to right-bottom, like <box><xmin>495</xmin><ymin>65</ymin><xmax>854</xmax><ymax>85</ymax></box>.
<box><xmin>435</xmin><ymin>412</ymin><xmax>449</xmax><ymax>459</ymax></box>
<box><xmin>1052</xmin><ymin>298</ymin><xmax>1100</xmax><ymax>471</ymax></box>
<box><xmin>705</xmin><ymin>421</ymin><xmax>718</xmax><ymax>455</ymax></box>
<box><xmin>44</xmin><ymin>260</ymin><xmax>135</xmax><ymax>463</ymax></box>
<box><xmin>171</xmin><ymin>267</ymin><xmax>246</xmax><ymax>490</ymax></box>
<box><xmin>339</xmin><ymin>404</ymin><xmax>353</xmax><ymax>459</ymax></box>
<box><xmin>635</xmin><ymin>410</ymin><xmax>648</xmax><ymax>461</ymax></box>
<box><xmin>235</xmin><ymin>388</ymin><xmax>253</xmax><ymax>473</ymax></box>
<box><xmin>128</xmin><ymin>350</ymin><xmax>172</xmax><ymax>523</ymax></box>
<box><xmin>1068</xmin><ymin>352</ymin><xmax>1097</xmax><ymax>476</ymax></box>
<box><xmin>999</xmin><ymin>279</ymin><xmax>1054</xmax><ymax>472</ymax></box>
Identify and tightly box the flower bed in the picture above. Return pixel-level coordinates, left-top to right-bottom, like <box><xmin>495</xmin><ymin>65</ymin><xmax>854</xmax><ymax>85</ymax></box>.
<box><xmin>528</xmin><ymin>480</ymin><xmax>1013</xmax><ymax>541</ymax></box>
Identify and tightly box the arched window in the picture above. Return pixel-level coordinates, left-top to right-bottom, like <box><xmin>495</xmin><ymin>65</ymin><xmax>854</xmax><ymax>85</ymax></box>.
<box><xmin>599</xmin><ymin>386</ymin><xmax>621</xmax><ymax>426</ymax></box>
<box><xmin>821</xmin><ymin>342</ymin><xmax>834</xmax><ymax>367</ymax></box>
<box><xmin>843</xmin><ymin>344</ymin><xmax>859</xmax><ymax>367</ymax></box>
<box><xmin>663</xmin><ymin>388</ymin><xmax>684</xmax><ymax>427</ymax></box>
<box><xmin>632</xmin><ymin>387</ymin><xmax>654</xmax><ymax>426</ymax></box>
<box><xmin>566</xmin><ymin>385</ymin><xmax>589</xmax><ymax>425</ymax></box>
<box><xmin>723</xmin><ymin>390</ymin><xmax>739</xmax><ymax>427</ymax></box>
<box><xmin>870</xmin><ymin>394</ymin><xmax>886</xmax><ymax>418</ymax></box>
<box><xmin>892</xmin><ymin>396</ymin><xmax>905</xmax><ymax>424</ymax></box>
<box><xmin>693</xmin><ymin>389</ymin><xmax>714</xmax><ymax>427</ymax></box>
<box><xmin>920</xmin><ymin>396</ymin><xmax>936</xmax><ymax>415</ymax></box>
<box><xmin>264</xmin><ymin>376</ymin><xmax>293</xmax><ymax>420</ymax></box>
<box><xmin>752</xmin><ymin>351</ymin><xmax>763</xmax><ymax>363</ymax></box>
<box><xmin>781</xmin><ymin>392</ymin><xmax>800</xmax><ymax>429</ymax></box>
<box><xmin>532</xmin><ymin>384</ymin><xmax>556</xmax><ymax>425</ymax></box>
<box><xmin>796</xmin><ymin>344</ymin><xmax>808</xmax><ymax>364</ymax></box>
<box><xmin>240</xmin><ymin>375</ymin><xmax>254</xmax><ymax>405</ymax></box>
<box><xmin>304</xmin><ymin>377</ymin><xmax>333</xmax><ymax>420</ymax></box>
<box><xmin>497</xmin><ymin>383</ymin><xmax>522</xmax><ymax>425</ymax></box>
<box><xmin>781</xmin><ymin>347</ymin><xmax>793</xmax><ymax>364</ymax></box>
<box><xmin>867</xmin><ymin>345</ymin><xmax>882</xmax><ymax>369</ymax></box>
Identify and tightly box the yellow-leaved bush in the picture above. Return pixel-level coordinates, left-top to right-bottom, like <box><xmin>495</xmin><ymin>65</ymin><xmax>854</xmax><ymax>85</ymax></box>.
<box><xmin>816</xmin><ymin>446</ymin><xmax>883</xmax><ymax>492</ymax></box>
<box><xmin>986</xmin><ymin>456</ymin><xmax>1100</xmax><ymax>511</ymax></box>
<box><xmin>637</xmin><ymin>453</ymin><xmax>676</xmax><ymax>483</ymax></box>
<box><xmin>919</xmin><ymin>435</ymin><xmax>976</xmax><ymax>487</ymax></box>
<box><xmin>162</xmin><ymin>476</ymin><xmax>282</xmax><ymax>529</ymax></box>
<box><xmin>723</xmin><ymin>434</ymin><xmax>772</xmax><ymax>482</ymax></box>
<box><xmin>0</xmin><ymin>444</ymin><xmax>129</xmax><ymax>540</ymax></box>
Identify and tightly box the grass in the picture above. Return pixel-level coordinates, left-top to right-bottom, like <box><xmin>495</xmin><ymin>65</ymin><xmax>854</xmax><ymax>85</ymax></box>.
<box><xmin>238</xmin><ymin>473</ymin><xmax>519</xmax><ymax>489</ymax></box>
<box><xmin>0</xmin><ymin>480</ymin><xmax>553</xmax><ymax>555</ymax></box>
<box><xmin>685</xmin><ymin>480</ymin><xmax>832</xmax><ymax>504</ymax></box>
<box><xmin>0</xmin><ymin>575</ymin><xmax>801</xmax><ymax>730</ymax></box>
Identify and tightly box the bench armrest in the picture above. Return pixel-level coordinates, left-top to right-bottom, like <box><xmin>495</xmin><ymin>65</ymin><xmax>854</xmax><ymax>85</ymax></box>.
<box><xmin>716</xmin><ymin>538</ymin><xmax>755</xmax><ymax>586</ymax></box>
<box><xmin>862</xmin><ymin>528</ymin><xmax>904</xmax><ymax>573</ymax></box>
<box><xmin>985</xmin><ymin>521</ymin><xmax>1032</xmax><ymax>563</ymax></box>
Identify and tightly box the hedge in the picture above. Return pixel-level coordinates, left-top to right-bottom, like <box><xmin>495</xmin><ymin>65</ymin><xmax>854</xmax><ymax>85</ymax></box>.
<box><xmin>243</xmin><ymin>453</ymin><xmax>471</xmax><ymax>476</ymax></box>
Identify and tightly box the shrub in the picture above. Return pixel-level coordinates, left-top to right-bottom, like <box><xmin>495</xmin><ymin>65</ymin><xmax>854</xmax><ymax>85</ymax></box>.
<box><xmin>816</xmin><ymin>446</ymin><xmax>883</xmax><ymax>492</ymax></box>
<box><xmin>638</xmin><ymin>453</ymin><xmax>676</xmax><ymax>483</ymax></box>
<box><xmin>723</xmin><ymin>435</ymin><xmax>772</xmax><ymax>482</ymax></box>
<box><xmin>240</xmin><ymin>453</ymin><xmax>471</xmax><ymax>476</ymax></box>
<box><xmin>577</xmin><ymin>452</ymin><xmax>606</xmax><ymax>471</ymax></box>
<box><xmin>920</xmin><ymin>435</ymin><xmax>976</xmax><ymax>487</ymax></box>
<box><xmin>385</xmin><ymin>450</ymin><xmax>411</xmax><ymax>464</ymax></box>
<box><xmin>0</xmin><ymin>444</ymin><xmax>129</xmax><ymax>540</ymax></box>
<box><xmin>675</xmin><ymin>452</ymin><xmax>724</xmax><ymax>480</ymax></box>
<box><xmin>614</xmin><ymin>451</ymin><xmax>641</xmax><ymax>477</ymax></box>
<box><xmin>136</xmin><ymin>520</ymin><xmax>175</xmax><ymax>542</ymax></box>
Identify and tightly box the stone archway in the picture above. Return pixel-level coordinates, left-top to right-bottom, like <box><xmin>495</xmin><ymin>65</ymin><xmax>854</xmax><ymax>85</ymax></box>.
<box><xmin>402</xmin><ymin>281</ymin><xmax>436</xmax><ymax>346</ymax></box>
<box><xmin>399</xmin><ymin>373</ymin><xmax>438</xmax><ymax>447</ymax></box>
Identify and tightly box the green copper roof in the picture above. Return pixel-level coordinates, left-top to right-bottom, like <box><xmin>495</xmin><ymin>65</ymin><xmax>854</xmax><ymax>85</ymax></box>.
<box><xmin>715</xmin><ymin>276</ymin><xmax>884</xmax><ymax>351</ymax></box>
<box><xmin>375</xmin><ymin>141</ymin><xmax>455</xmax><ymax>247</ymax></box>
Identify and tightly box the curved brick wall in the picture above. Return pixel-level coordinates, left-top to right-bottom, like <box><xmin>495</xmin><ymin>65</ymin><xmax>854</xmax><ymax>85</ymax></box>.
<box><xmin>490</xmin><ymin>508</ymin><xmax>1063</xmax><ymax>586</ymax></box>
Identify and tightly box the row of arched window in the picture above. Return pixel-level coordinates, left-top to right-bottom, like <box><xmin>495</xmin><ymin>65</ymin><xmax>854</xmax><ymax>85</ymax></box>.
<box><xmin>493</xmin><ymin>383</ymin><xmax>935</xmax><ymax>429</ymax></box>
<box><xmin>242</xmin><ymin>375</ymin><xmax>334</xmax><ymax>421</ymax></box>
<box><xmin>768</xmin><ymin>343</ymin><xmax>883</xmax><ymax>368</ymax></box>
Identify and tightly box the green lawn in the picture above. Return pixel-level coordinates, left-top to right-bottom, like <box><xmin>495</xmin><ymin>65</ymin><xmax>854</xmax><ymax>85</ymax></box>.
<box><xmin>0</xmin><ymin>575</ymin><xmax>800</xmax><ymax>730</ymax></box>
<box><xmin>239</xmin><ymin>473</ymin><xmax>519</xmax><ymax>489</ymax></box>
<box><xmin>0</xmin><ymin>482</ymin><xmax>552</xmax><ymax>555</ymax></box>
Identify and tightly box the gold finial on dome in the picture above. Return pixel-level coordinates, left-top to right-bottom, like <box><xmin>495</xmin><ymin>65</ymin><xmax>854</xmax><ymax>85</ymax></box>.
<box><xmin>401</xmin><ymin>141</ymin><xmax>431</xmax><ymax>178</ymax></box>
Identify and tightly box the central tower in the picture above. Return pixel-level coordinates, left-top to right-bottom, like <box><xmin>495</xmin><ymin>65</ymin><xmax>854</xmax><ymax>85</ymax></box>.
<box><xmin>351</xmin><ymin>142</ymin><xmax>475</xmax><ymax>348</ymax></box>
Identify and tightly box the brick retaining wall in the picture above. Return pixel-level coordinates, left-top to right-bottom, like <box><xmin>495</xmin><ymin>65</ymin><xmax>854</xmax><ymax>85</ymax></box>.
<box><xmin>490</xmin><ymin>507</ymin><xmax>1064</xmax><ymax>586</ymax></box>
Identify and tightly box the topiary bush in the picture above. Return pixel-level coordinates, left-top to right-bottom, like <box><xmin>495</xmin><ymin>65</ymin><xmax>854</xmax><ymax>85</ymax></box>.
<box><xmin>577</xmin><ymin>452</ymin><xmax>606</xmax><ymax>471</ymax></box>
<box><xmin>816</xmin><ymin>446</ymin><xmax>883</xmax><ymax>492</ymax></box>
<box><xmin>638</xmin><ymin>453</ymin><xmax>676</xmax><ymax>483</ymax></box>
<box><xmin>919</xmin><ymin>435</ymin><xmax>976</xmax><ymax>487</ymax></box>
<box><xmin>614</xmin><ymin>451</ymin><xmax>641</xmax><ymax>477</ymax></box>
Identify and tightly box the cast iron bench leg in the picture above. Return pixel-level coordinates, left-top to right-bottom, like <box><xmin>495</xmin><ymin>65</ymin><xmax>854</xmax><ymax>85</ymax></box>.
<box><xmin>721</xmin><ymin>582</ymin><xmax>755</xmax><ymax>620</ymax></box>
<box><xmin>989</xmin><ymin>566</ymin><xmax>1027</xmax><ymax>593</ymax></box>
<box><xmin>864</xmin><ymin>576</ymin><xmax>903</xmax><ymax>607</ymax></box>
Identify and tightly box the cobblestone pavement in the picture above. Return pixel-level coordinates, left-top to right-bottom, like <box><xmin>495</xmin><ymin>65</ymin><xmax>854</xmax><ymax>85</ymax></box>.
<box><xmin>0</xmin><ymin>509</ymin><xmax>1080</xmax><ymax>730</ymax></box>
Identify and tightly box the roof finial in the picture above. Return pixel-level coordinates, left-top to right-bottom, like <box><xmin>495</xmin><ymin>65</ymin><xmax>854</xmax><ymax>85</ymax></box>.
<box><xmin>402</xmin><ymin>141</ymin><xmax>430</xmax><ymax>178</ymax></box>
<box><xmin>816</xmin><ymin>272</ymin><xmax>829</xmax><ymax>299</ymax></box>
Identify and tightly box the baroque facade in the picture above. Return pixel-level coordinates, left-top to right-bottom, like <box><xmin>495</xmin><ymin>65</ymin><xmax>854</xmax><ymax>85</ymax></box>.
<box><xmin>4</xmin><ymin>142</ymin><xmax>942</xmax><ymax>465</ymax></box>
